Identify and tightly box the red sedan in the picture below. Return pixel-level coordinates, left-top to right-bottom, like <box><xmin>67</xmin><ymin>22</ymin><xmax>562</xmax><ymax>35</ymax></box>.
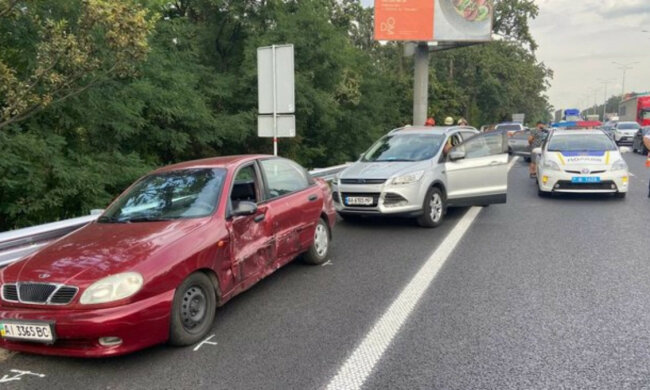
<box><xmin>0</xmin><ymin>155</ymin><xmax>335</xmax><ymax>357</ymax></box>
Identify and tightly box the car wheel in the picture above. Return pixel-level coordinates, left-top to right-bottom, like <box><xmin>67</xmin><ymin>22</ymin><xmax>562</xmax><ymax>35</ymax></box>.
<box><xmin>169</xmin><ymin>272</ymin><xmax>216</xmax><ymax>346</ymax></box>
<box><xmin>615</xmin><ymin>192</ymin><xmax>626</xmax><ymax>199</ymax></box>
<box><xmin>303</xmin><ymin>218</ymin><xmax>330</xmax><ymax>265</ymax></box>
<box><xmin>417</xmin><ymin>187</ymin><xmax>445</xmax><ymax>228</ymax></box>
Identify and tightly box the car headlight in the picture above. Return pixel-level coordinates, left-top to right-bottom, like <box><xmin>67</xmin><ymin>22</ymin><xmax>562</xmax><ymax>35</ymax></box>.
<box><xmin>389</xmin><ymin>170</ymin><xmax>424</xmax><ymax>185</ymax></box>
<box><xmin>542</xmin><ymin>160</ymin><xmax>561</xmax><ymax>171</ymax></box>
<box><xmin>80</xmin><ymin>272</ymin><xmax>143</xmax><ymax>305</ymax></box>
<box><xmin>611</xmin><ymin>159</ymin><xmax>628</xmax><ymax>171</ymax></box>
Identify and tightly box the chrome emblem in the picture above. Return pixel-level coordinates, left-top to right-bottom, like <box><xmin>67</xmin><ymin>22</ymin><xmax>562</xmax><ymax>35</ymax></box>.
<box><xmin>38</xmin><ymin>273</ymin><xmax>50</xmax><ymax>279</ymax></box>
<box><xmin>581</xmin><ymin>168</ymin><xmax>590</xmax><ymax>174</ymax></box>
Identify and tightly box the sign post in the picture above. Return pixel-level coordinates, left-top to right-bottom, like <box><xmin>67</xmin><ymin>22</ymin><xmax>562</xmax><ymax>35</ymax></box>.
<box><xmin>258</xmin><ymin>44</ymin><xmax>295</xmax><ymax>156</ymax></box>
<box><xmin>374</xmin><ymin>0</ymin><xmax>494</xmax><ymax>125</ymax></box>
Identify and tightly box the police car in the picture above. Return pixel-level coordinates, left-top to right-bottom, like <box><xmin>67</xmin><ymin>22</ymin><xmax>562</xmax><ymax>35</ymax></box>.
<box><xmin>534</xmin><ymin>129</ymin><xmax>629</xmax><ymax>198</ymax></box>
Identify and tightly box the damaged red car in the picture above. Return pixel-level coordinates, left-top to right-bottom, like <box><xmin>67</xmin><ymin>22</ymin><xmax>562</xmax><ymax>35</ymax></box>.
<box><xmin>0</xmin><ymin>155</ymin><xmax>335</xmax><ymax>357</ymax></box>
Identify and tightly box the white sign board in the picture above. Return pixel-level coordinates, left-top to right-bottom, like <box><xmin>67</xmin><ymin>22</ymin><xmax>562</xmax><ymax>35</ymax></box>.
<box><xmin>512</xmin><ymin>113</ymin><xmax>525</xmax><ymax>124</ymax></box>
<box><xmin>258</xmin><ymin>115</ymin><xmax>295</xmax><ymax>138</ymax></box>
<box><xmin>257</xmin><ymin>45</ymin><xmax>295</xmax><ymax>115</ymax></box>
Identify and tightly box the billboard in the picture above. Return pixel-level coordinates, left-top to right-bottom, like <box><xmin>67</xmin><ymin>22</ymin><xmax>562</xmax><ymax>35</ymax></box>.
<box><xmin>374</xmin><ymin>0</ymin><xmax>493</xmax><ymax>42</ymax></box>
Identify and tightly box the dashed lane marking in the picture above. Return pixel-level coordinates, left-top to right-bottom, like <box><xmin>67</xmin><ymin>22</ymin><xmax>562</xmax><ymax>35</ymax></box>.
<box><xmin>325</xmin><ymin>156</ymin><xmax>518</xmax><ymax>390</ymax></box>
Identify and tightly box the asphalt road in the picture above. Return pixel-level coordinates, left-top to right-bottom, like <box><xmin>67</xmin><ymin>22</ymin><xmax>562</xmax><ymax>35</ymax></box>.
<box><xmin>2</xmin><ymin>152</ymin><xmax>649</xmax><ymax>389</ymax></box>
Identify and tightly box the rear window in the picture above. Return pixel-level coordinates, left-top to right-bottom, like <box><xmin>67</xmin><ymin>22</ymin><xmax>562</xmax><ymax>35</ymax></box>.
<box><xmin>547</xmin><ymin>134</ymin><xmax>617</xmax><ymax>152</ymax></box>
<box><xmin>495</xmin><ymin>124</ymin><xmax>521</xmax><ymax>132</ymax></box>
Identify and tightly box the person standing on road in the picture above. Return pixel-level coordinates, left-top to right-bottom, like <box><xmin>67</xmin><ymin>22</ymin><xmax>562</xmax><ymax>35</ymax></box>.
<box><xmin>643</xmin><ymin>133</ymin><xmax>650</xmax><ymax>198</ymax></box>
<box><xmin>444</xmin><ymin>116</ymin><xmax>454</xmax><ymax>126</ymax></box>
<box><xmin>457</xmin><ymin>118</ymin><xmax>468</xmax><ymax>126</ymax></box>
<box><xmin>528</xmin><ymin>121</ymin><xmax>548</xmax><ymax>179</ymax></box>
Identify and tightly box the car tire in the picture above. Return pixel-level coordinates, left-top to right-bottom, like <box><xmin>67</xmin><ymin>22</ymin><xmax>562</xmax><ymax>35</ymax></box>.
<box><xmin>615</xmin><ymin>192</ymin><xmax>626</xmax><ymax>199</ymax></box>
<box><xmin>169</xmin><ymin>272</ymin><xmax>217</xmax><ymax>346</ymax></box>
<box><xmin>417</xmin><ymin>187</ymin><xmax>445</xmax><ymax>228</ymax></box>
<box><xmin>303</xmin><ymin>218</ymin><xmax>330</xmax><ymax>265</ymax></box>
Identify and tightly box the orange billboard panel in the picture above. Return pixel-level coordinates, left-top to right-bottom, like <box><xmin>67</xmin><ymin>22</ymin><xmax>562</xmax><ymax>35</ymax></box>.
<box><xmin>374</xmin><ymin>0</ymin><xmax>434</xmax><ymax>41</ymax></box>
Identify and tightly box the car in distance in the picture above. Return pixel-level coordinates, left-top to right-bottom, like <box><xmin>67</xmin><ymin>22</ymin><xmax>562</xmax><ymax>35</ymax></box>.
<box><xmin>534</xmin><ymin>130</ymin><xmax>629</xmax><ymax>198</ymax></box>
<box><xmin>0</xmin><ymin>155</ymin><xmax>335</xmax><ymax>357</ymax></box>
<box><xmin>632</xmin><ymin>127</ymin><xmax>650</xmax><ymax>154</ymax></box>
<box><xmin>332</xmin><ymin>126</ymin><xmax>510</xmax><ymax>227</ymax></box>
<box><xmin>613</xmin><ymin>121</ymin><xmax>641</xmax><ymax>145</ymax></box>
<box><xmin>508</xmin><ymin>129</ymin><xmax>532</xmax><ymax>161</ymax></box>
<box><xmin>494</xmin><ymin>122</ymin><xmax>525</xmax><ymax>137</ymax></box>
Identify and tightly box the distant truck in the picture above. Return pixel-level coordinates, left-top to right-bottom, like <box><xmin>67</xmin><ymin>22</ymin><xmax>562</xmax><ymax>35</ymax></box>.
<box><xmin>618</xmin><ymin>95</ymin><xmax>650</xmax><ymax>126</ymax></box>
<box><xmin>586</xmin><ymin>114</ymin><xmax>600</xmax><ymax>122</ymax></box>
<box><xmin>554</xmin><ymin>108</ymin><xmax>580</xmax><ymax>123</ymax></box>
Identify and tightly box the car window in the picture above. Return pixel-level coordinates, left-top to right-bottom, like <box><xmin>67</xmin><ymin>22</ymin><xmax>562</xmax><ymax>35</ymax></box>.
<box><xmin>512</xmin><ymin>130</ymin><xmax>530</xmax><ymax>139</ymax></box>
<box><xmin>101</xmin><ymin>168</ymin><xmax>226</xmax><ymax>222</ymax></box>
<box><xmin>460</xmin><ymin>131</ymin><xmax>477</xmax><ymax>141</ymax></box>
<box><xmin>454</xmin><ymin>132</ymin><xmax>505</xmax><ymax>159</ymax></box>
<box><xmin>495</xmin><ymin>124</ymin><xmax>521</xmax><ymax>132</ymax></box>
<box><xmin>547</xmin><ymin>134</ymin><xmax>616</xmax><ymax>151</ymax></box>
<box><xmin>617</xmin><ymin>123</ymin><xmax>640</xmax><ymax>130</ymax></box>
<box><xmin>230</xmin><ymin>164</ymin><xmax>260</xmax><ymax>205</ymax></box>
<box><xmin>260</xmin><ymin>158</ymin><xmax>310</xmax><ymax>199</ymax></box>
<box><xmin>362</xmin><ymin>133</ymin><xmax>445</xmax><ymax>162</ymax></box>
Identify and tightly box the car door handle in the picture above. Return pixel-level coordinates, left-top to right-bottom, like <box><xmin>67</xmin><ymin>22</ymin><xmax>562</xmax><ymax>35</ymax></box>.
<box><xmin>254</xmin><ymin>214</ymin><xmax>265</xmax><ymax>223</ymax></box>
<box><xmin>308</xmin><ymin>194</ymin><xmax>318</xmax><ymax>202</ymax></box>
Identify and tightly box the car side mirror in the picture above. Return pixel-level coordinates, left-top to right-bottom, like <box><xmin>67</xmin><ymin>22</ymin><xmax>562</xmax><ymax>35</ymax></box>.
<box><xmin>532</xmin><ymin>147</ymin><xmax>542</xmax><ymax>155</ymax></box>
<box><xmin>231</xmin><ymin>201</ymin><xmax>257</xmax><ymax>217</ymax></box>
<box><xmin>449</xmin><ymin>149</ymin><xmax>466</xmax><ymax>161</ymax></box>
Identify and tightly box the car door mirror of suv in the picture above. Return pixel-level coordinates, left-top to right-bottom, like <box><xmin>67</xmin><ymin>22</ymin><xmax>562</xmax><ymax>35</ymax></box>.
<box><xmin>231</xmin><ymin>201</ymin><xmax>258</xmax><ymax>217</ymax></box>
<box><xmin>449</xmin><ymin>149</ymin><xmax>466</xmax><ymax>161</ymax></box>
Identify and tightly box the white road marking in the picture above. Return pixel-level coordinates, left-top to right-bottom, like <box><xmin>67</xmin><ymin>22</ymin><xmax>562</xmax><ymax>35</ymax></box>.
<box><xmin>321</xmin><ymin>260</ymin><xmax>333</xmax><ymax>267</ymax></box>
<box><xmin>193</xmin><ymin>334</ymin><xmax>217</xmax><ymax>352</ymax></box>
<box><xmin>0</xmin><ymin>369</ymin><xmax>45</xmax><ymax>384</ymax></box>
<box><xmin>629</xmin><ymin>172</ymin><xmax>635</xmax><ymax>177</ymax></box>
<box><xmin>325</xmin><ymin>156</ymin><xmax>518</xmax><ymax>390</ymax></box>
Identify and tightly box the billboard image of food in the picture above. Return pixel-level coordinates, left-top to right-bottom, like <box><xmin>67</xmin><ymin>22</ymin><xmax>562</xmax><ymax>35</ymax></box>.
<box><xmin>374</xmin><ymin>0</ymin><xmax>493</xmax><ymax>42</ymax></box>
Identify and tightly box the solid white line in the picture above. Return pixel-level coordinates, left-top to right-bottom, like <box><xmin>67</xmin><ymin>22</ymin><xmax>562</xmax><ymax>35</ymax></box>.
<box><xmin>193</xmin><ymin>334</ymin><xmax>217</xmax><ymax>352</ymax></box>
<box><xmin>325</xmin><ymin>156</ymin><xmax>518</xmax><ymax>390</ymax></box>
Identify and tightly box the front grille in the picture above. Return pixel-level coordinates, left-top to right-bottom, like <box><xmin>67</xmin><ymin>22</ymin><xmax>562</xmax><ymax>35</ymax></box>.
<box><xmin>1</xmin><ymin>283</ymin><xmax>78</xmax><ymax>305</ymax></box>
<box><xmin>341</xmin><ymin>193</ymin><xmax>380</xmax><ymax>207</ymax></box>
<box><xmin>555</xmin><ymin>180</ymin><xmax>616</xmax><ymax>191</ymax></box>
<box><xmin>19</xmin><ymin>283</ymin><xmax>57</xmax><ymax>303</ymax></box>
<box><xmin>2</xmin><ymin>284</ymin><xmax>18</xmax><ymax>302</ymax></box>
<box><xmin>565</xmin><ymin>170</ymin><xmax>606</xmax><ymax>174</ymax></box>
<box><xmin>340</xmin><ymin>178</ymin><xmax>387</xmax><ymax>185</ymax></box>
<box><xmin>383</xmin><ymin>192</ymin><xmax>408</xmax><ymax>206</ymax></box>
<box><xmin>50</xmin><ymin>287</ymin><xmax>78</xmax><ymax>304</ymax></box>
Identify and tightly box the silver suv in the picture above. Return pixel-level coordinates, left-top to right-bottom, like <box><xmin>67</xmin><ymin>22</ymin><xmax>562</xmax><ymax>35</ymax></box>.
<box><xmin>332</xmin><ymin>126</ymin><xmax>510</xmax><ymax>227</ymax></box>
<box><xmin>613</xmin><ymin>121</ymin><xmax>641</xmax><ymax>145</ymax></box>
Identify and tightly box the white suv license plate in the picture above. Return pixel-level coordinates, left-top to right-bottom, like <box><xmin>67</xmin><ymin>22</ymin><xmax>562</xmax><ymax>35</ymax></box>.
<box><xmin>345</xmin><ymin>196</ymin><xmax>373</xmax><ymax>206</ymax></box>
<box><xmin>0</xmin><ymin>321</ymin><xmax>54</xmax><ymax>343</ymax></box>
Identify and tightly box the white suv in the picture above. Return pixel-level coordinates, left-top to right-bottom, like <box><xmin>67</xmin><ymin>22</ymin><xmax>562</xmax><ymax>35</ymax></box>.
<box><xmin>613</xmin><ymin>121</ymin><xmax>641</xmax><ymax>145</ymax></box>
<box><xmin>332</xmin><ymin>126</ymin><xmax>510</xmax><ymax>227</ymax></box>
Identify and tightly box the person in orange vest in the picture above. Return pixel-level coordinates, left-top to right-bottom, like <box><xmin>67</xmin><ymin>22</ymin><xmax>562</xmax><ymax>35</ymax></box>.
<box><xmin>425</xmin><ymin>117</ymin><xmax>435</xmax><ymax>126</ymax></box>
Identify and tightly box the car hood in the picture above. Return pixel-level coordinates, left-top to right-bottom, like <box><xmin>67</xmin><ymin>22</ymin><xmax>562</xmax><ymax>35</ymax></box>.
<box><xmin>341</xmin><ymin>161</ymin><xmax>431</xmax><ymax>180</ymax></box>
<box><xmin>546</xmin><ymin>150</ymin><xmax>621</xmax><ymax>168</ymax></box>
<box><xmin>2</xmin><ymin>218</ymin><xmax>208</xmax><ymax>286</ymax></box>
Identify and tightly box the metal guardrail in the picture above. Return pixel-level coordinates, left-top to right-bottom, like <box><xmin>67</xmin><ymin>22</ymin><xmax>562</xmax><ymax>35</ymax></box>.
<box><xmin>0</xmin><ymin>164</ymin><xmax>351</xmax><ymax>268</ymax></box>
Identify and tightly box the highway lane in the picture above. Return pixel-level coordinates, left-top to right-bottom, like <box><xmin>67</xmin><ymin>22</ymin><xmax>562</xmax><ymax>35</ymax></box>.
<box><xmin>2</xmin><ymin>153</ymin><xmax>649</xmax><ymax>389</ymax></box>
<box><xmin>363</xmin><ymin>152</ymin><xmax>650</xmax><ymax>389</ymax></box>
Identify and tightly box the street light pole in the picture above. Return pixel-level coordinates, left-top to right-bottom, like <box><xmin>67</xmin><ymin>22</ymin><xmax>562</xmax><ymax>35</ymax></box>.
<box><xmin>597</xmin><ymin>79</ymin><xmax>613</xmax><ymax>121</ymax></box>
<box><xmin>612</xmin><ymin>61</ymin><xmax>638</xmax><ymax>96</ymax></box>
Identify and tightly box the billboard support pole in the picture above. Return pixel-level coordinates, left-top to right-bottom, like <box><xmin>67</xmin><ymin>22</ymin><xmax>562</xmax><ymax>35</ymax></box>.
<box><xmin>272</xmin><ymin>44</ymin><xmax>278</xmax><ymax>156</ymax></box>
<box><xmin>413</xmin><ymin>42</ymin><xmax>429</xmax><ymax>126</ymax></box>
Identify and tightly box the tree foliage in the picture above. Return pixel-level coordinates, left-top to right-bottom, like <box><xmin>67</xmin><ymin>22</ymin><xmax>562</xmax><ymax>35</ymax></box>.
<box><xmin>0</xmin><ymin>0</ymin><xmax>552</xmax><ymax>230</ymax></box>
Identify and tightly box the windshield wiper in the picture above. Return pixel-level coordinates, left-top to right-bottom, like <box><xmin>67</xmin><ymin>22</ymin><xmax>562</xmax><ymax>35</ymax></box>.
<box><xmin>118</xmin><ymin>216</ymin><xmax>179</xmax><ymax>223</ymax></box>
<box><xmin>97</xmin><ymin>216</ymin><xmax>125</xmax><ymax>224</ymax></box>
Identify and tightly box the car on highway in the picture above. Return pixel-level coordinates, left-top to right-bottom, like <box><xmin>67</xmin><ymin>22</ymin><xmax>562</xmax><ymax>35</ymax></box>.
<box><xmin>494</xmin><ymin>122</ymin><xmax>525</xmax><ymax>137</ymax></box>
<box><xmin>332</xmin><ymin>126</ymin><xmax>509</xmax><ymax>227</ymax></box>
<box><xmin>0</xmin><ymin>155</ymin><xmax>336</xmax><ymax>357</ymax></box>
<box><xmin>632</xmin><ymin>127</ymin><xmax>650</xmax><ymax>154</ymax></box>
<box><xmin>508</xmin><ymin>129</ymin><xmax>532</xmax><ymax>161</ymax></box>
<box><xmin>613</xmin><ymin>121</ymin><xmax>641</xmax><ymax>145</ymax></box>
<box><xmin>534</xmin><ymin>130</ymin><xmax>629</xmax><ymax>198</ymax></box>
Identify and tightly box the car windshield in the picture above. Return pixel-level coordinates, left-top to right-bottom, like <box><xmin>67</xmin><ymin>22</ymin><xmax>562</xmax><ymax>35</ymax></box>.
<box><xmin>362</xmin><ymin>133</ymin><xmax>445</xmax><ymax>162</ymax></box>
<box><xmin>547</xmin><ymin>134</ymin><xmax>616</xmax><ymax>152</ymax></box>
<box><xmin>618</xmin><ymin>123</ymin><xmax>640</xmax><ymax>130</ymax></box>
<box><xmin>100</xmin><ymin>168</ymin><xmax>226</xmax><ymax>223</ymax></box>
<box><xmin>496</xmin><ymin>125</ymin><xmax>521</xmax><ymax>131</ymax></box>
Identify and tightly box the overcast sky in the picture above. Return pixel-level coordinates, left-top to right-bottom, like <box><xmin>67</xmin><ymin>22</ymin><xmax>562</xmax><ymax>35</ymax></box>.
<box><xmin>361</xmin><ymin>0</ymin><xmax>650</xmax><ymax>111</ymax></box>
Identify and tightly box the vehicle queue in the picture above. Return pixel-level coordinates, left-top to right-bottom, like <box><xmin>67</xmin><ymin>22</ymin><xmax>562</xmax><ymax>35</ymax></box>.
<box><xmin>0</xmin><ymin>117</ymin><xmax>646</xmax><ymax>358</ymax></box>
